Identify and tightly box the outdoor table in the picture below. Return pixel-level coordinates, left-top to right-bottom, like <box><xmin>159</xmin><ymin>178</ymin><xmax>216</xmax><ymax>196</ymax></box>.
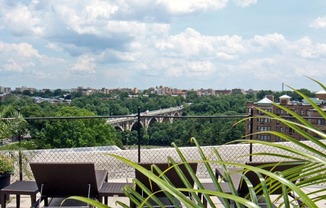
<box><xmin>0</xmin><ymin>180</ymin><xmax>38</xmax><ymax>208</ymax></box>
<box><xmin>200</xmin><ymin>168</ymin><xmax>242</xmax><ymax>208</ymax></box>
<box><xmin>99</xmin><ymin>182</ymin><xmax>133</xmax><ymax>205</ymax></box>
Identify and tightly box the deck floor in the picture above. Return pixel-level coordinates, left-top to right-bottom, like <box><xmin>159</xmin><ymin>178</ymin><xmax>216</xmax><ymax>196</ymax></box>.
<box><xmin>3</xmin><ymin>185</ymin><xmax>326</xmax><ymax>208</ymax></box>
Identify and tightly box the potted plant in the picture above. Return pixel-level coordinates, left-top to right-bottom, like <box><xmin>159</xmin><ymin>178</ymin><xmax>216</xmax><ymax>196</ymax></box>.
<box><xmin>0</xmin><ymin>153</ymin><xmax>14</xmax><ymax>172</ymax></box>
<box><xmin>0</xmin><ymin>153</ymin><xmax>15</xmax><ymax>203</ymax></box>
<box><xmin>0</xmin><ymin>107</ymin><xmax>27</xmax><ymax>203</ymax></box>
<box><xmin>0</xmin><ymin>153</ymin><xmax>14</xmax><ymax>173</ymax></box>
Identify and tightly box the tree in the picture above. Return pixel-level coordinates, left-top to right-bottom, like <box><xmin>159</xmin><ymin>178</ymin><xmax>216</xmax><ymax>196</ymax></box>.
<box><xmin>0</xmin><ymin>106</ymin><xmax>27</xmax><ymax>140</ymax></box>
<box><xmin>34</xmin><ymin>106</ymin><xmax>118</xmax><ymax>149</ymax></box>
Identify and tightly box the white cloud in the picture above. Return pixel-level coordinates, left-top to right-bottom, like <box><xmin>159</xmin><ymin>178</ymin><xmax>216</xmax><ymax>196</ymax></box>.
<box><xmin>3</xmin><ymin>59</ymin><xmax>23</xmax><ymax>72</ymax></box>
<box><xmin>0</xmin><ymin>1</ymin><xmax>325</xmax><ymax>90</ymax></box>
<box><xmin>156</xmin><ymin>0</ymin><xmax>228</xmax><ymax>14</ymax></box>
<box><xmin>310</xmin><ymin>16</ymin><xmax>326</xmax><ymax>29</ymax></box>
<box><xmin>234</xmin><ymin>0</ymin><xmax>258</xmax><ymax>8</ymax></box>
<box><xmin>0</xmin><ymin>42</ymin><xmax>67</xmax><ymax>80</ymax></box>
<box><xmin>70</xmin><ymin>55</ymin><xmax>96</xmax><ymax>74</ymax></box>
<box><xmin>0</xmin><ymin>42</ymin><xmax>42</xmax><ymax>72</ymax></box>
<box><xmin>46</xmin><ymin>43</ymin><xmax>62</xmax><ymax>51</ymax></box>
<box><xmin>0</xmin><ymin>42</ymin><xmax>41</xmax><ymax>58</ymax></box>
<box><xmin>149</xmin><ymin>58</ymin><xmax>215</xmax><ymax>78</ymax></box>
<box><xmin>292</xmin><ymin>37</ymin><xmax>326</xmax><ymax>59</ymax></box>
<box><xmin>252</xmin><ymin>33</ymin><xmax>286</xmax><ymax>47</ymax></box>
<box><xmin>2</xmin><ymin>3</ymin><xmax>44</xmax><ymax>36</ymax></box>
<box><xmin>155</xmin><ymin>28</ymin><xmax>246</xmax><ymax>60</ymax></box>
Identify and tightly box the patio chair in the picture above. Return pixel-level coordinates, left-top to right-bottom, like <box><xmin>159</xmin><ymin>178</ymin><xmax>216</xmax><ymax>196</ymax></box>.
<box><xmin>239</xmin><ymin>161</ymin><xmax>304</xmax><ymax>196</ymax></box>
<box><xmin>237</xmin><ymin>161</ymin><xmax>305</xmax><ymax>207</ymax></box>
<box><xmin>202</xmin><ymin>161</ymin><xmax>305</xmax><ymax>208</ymax></box>
<box><xmin>131</xmin><ymin>162</ymin><xmax>198</xmax><ymax>208</ymax></box>
<box><xmin>30</xmin><ymin>162</ymin><xmax>107</xmax><ymax>207</ymax></box>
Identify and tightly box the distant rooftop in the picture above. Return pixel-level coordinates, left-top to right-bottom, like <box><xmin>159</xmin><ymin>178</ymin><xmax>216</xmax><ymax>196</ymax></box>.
<box><xmin>257</xmin><ymin>97</ymin><xmax>273</xmax><ymax>105</ymax></box>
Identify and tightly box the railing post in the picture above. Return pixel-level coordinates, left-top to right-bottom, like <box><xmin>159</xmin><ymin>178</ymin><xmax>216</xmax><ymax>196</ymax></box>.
<box><xmin>17</xmin><ymin>108</ymin><xmax>23</xmax><ymax>181</ymax></box>
<box><xmin>137</xmin><ymin>107</ymin><xmax>141</xmax><ymax>163</ymax></box>
<box><xmin>249</xmin><ymin>107</ymin><xmax>254</xmax><ymax>162</ymax></box>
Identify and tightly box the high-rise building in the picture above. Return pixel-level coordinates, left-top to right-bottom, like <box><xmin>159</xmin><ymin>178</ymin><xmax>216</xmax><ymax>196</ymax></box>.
<box><xmin>246</xmin><ymin>93</ymin><xmax>326</xmax><ymax>142</ymax></box>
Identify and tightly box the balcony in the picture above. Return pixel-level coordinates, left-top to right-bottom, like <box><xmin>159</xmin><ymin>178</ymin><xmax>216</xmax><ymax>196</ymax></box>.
<box><xmin>1</xmin><ymin>138</ymin><xmax>326</xmax><ymax>207</ymax></box>
<box><xmin>1</xmin><ymin>113</ymin><xmax>326</xmax><ymax>207</ymax></box>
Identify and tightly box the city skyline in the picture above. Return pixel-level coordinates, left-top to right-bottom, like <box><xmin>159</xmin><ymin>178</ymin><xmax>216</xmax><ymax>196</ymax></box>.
<box><xmin>1</xmin><ymin>1</ymin><xmax>326</xmax><ymax>91</ymax></box>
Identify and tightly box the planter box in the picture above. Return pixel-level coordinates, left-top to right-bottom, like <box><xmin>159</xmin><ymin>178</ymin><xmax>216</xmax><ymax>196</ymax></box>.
<box><xmin>0</xmin><ymin>174</ymin><xmax>11</xmax><ymax>203</ymax></box>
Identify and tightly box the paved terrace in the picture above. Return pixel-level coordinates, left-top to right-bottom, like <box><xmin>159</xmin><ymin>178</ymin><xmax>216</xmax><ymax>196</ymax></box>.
<box><xmin>4</xmin><ymin>140</ymin><xmax>326</xmax><ymax>207</ymax></box>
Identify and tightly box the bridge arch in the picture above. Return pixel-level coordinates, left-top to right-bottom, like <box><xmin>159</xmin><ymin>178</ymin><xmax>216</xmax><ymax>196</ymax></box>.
<box><xmin>114</xmin><ymin>125</ymin><xmax>123</xmax><ymax>131</ymax></box>
<box><xmin>107</xmin><ymin>106</ymin><xmax>184</xmax><ymax>131</ymax></box>
<box><xmin>172</xmin><ymin>112</ymin><xmax>181</xmax><ymax>117</ymax></box>
<box><xmin>147</xmin><ymin>117</ymin><xmax>158</xmax><ymax>128</ymax></box>
<box><xmin>131</xmin><ymin>121</ymin><xmax>144</xmax><ymax>131</ymax></box>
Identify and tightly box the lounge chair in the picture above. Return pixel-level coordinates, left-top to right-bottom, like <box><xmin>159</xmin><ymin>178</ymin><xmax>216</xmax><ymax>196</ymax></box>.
<box><xmin>131</xmin><ymin>162</ymin><xmax>198</xmax><ymax>208</ymax></box>
<box><xmin>30</xmin><ymin>162</ymin><xmax>107</xmax><ymax>207</ymax></box>
<box><xmin>202</xmin><ymin>161</ymin><xmax>305</xmax><ymax>208</ymax></box>
<box><xmin>239</xmin><ymin>161</ymin><xmax>304</xmax><ymax>197</ymax></box>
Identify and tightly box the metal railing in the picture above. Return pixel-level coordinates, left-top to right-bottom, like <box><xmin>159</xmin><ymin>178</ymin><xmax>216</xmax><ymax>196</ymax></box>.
<box><xmin>1</xmin><ymin>107</ymin><xmax>252</xmax><ymax>181</ymax></box>
<box><xmin>5</xmin><ymin>107</ymin><xmax>315</xmax><ymax>182</ymax></box>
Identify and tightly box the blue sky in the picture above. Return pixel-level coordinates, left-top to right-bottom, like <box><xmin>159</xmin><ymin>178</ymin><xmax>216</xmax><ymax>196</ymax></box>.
<box><xmin>1</xmin><ymin>0</ymin><xmax>326</xmax><ymax>91</ymax></box>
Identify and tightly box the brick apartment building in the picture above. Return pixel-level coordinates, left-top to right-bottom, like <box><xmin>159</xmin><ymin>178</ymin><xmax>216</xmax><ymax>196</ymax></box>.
<box><xmin>246</xmin><ymin>91</ymin><xmax>326</xmax><ymax>142</ymax></box>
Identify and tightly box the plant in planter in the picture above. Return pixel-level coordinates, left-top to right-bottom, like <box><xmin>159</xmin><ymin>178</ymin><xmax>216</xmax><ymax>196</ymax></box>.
<box><xmin>0</xmin><ymin>154</ymin><xmax>14</xmax><ymax>175</ymax></box>
<box><xmin>0</xmin><ymin>107</ymin><xmax>15</xmax><ymax>177</ymax></box>
<box><xmin>0</xmin><ymin>107</ymin><xmax>27</xmax><ymax>203</ymax></box>
<box><xmin>0</xmin><ymin>154</ymin><xmax>15</xmax><ymax>203</ymax></box>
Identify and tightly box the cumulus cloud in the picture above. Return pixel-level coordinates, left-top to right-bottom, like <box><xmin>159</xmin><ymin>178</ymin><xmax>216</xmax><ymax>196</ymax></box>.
<box><xmin>234</xmin><ymin>0</ymin><xmax>258</xmax><ymax>8</ymax></box>
<box><xmin>1</xmin><ymin>3</ymin><xmax>44</xmax><ymax>36</ymax></box>
<box><xmin>0</xmin><ymin>1</ymin><xmax>325</xmax><ymax>90</ymax></box>
<box><xmin>293</xmin><ymin>37</ymin><xmax>326</xmax><ymax>59</ymax></box>
<box><xmin>46</xmin><ymin>43</ymin><xmax>62</xmax><ymax>51</ymax></box>
<box><xmin>161</xmin><ymin>59</ymin><xmax>215</xmax><ymax>77</ymax></box>
<box><xmin>3</xmin><ymin>59</ymin><xmax>23</xmax><ymax>72</ymax></box>
<box><xmin>310</xmin><ymin>15</ymin><xmax>326</xmax><ymax>29</ymax></box>
<box><xmin>253</xmin><ymin>33</ymin><xmax>286</xmax><ymax>47</ymax></box>
<box><xmin>70</xmin><ymin>55</ymin><xmax>96</xmax><ymax>74</ymax></box>
<box><xmin>0</xmin><ymin>42</ymin><xmax>67</xmax><ymax>78</ymax></box>
<box><xmin>157</xmin><ymin>0</ymin><xmax>228</xmax><ymax>14</ymax></box>
<box><xmin>155</xmin><ymin>28</ymin><xmax>246</xmax><ymax>60</ymax></box>
<box><xmin>1</xmin><ymin>42</ymin><xmax>41</xmax><ymax>58</ymax></box>
<box><xmin>0</xmin><ymin>42</ymin><xmax>41</xmax><ymax>72</ymax></box>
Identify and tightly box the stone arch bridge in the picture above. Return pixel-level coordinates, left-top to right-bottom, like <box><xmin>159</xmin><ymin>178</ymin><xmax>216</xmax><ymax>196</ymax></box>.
<box><xmin>106</xmin><ymin>106</ymin><xmax>184</xmax><ymax>131</ymax></box>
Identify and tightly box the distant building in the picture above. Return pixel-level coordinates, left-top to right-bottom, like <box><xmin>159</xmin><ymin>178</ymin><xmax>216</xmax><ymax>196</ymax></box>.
<box><xmin>232</xmin><ymin>88</ymin><xmax>245</xmax><ymax>94</ymax></box>
<box><xmin>215</xmin><ymin>89</ymin><xmax>232</xmax><ymax>95</ymax></box>
<box><xmin>197</xmin><ymin>88</ymin><xmax>215</xmax><ymax>96</ymax></box>
<box><xmin>0</xmin><ymin>86</ymin><xmax>11</xmax><ymax>94</ymax></box>
<box><xmin>15</xmin><ymin>86</ymin><xmax>36</xmax><ymax>93</ymax></box>
<box><xmin>316</xmin><ymin>90</ymin><xmax>326</xmax><ymax>100</ymax></box>
<box><xmin>246</xmin><ymin>92</ymin><xmax>326</xmax><ymax>142</ymax></box>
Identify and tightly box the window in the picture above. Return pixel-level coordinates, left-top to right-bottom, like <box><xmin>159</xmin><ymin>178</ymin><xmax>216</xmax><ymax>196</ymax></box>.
<box><xmin>317</xmin><ymin>119</ymin><xmax>325</xmax><ymax>125</ymax></box>
<box><xmin>258</xmin><ymin>135</ymin><xmax>271</xmax><ymax>141</ymax></box>
<box><xmin>300</xmin><ymin>110</ymin><xmax>304</xmax><ymax>115</ymax></box>
<box><xmin>258</xmin><ymin>118</ymin><xmax>271</xmax><ymax>123</ymax></box>
<box><xmin>259</xmin><ymin>126</ymin><xmax>271</xmax><ymax>131</ymax></box>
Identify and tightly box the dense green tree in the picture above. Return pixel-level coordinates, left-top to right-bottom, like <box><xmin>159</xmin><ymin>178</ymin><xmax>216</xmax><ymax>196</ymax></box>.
<box><xmin>0</xmin><ymin>88</ymin><xmax>269</xmax><ymax>148</ymax></box>
<box><xmin>185</xmin><ymin>91</ymin><xmax>199</xmax><ymax>103</ymax></box>
<box><xmin>34</xmin><ymin>106</ymin><xmax>118</xmax><ymax>149</ymax></box>
<box><xmin>22</xmin><ymin>90</ymin><xmax>32</xmax><ymax>96</ymax></box>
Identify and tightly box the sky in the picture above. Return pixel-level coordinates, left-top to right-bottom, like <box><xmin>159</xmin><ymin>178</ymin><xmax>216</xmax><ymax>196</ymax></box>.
<box><xmin>1</xmin><ymin>0</ymin><xmax>326</xmax><ymax>91</ymax></box>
